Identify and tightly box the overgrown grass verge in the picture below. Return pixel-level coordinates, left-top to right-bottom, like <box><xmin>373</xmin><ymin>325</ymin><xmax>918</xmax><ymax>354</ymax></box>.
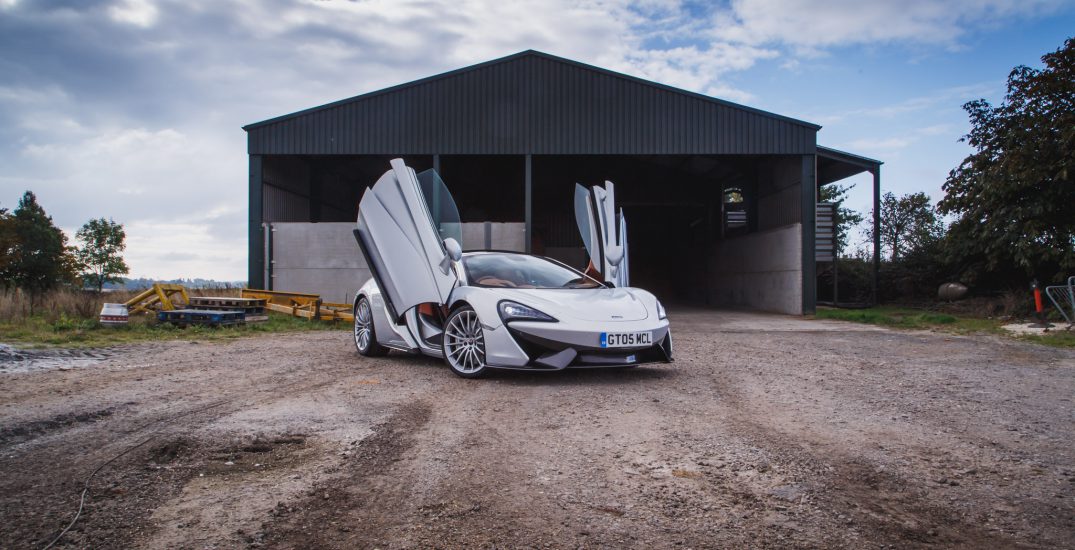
<box><xmin>816</xmin><ymin>306</ymin><xmax>1075</xmax><ymax>348</ymax></box>
<box><xmin>0</xmin><ymin>311</ymin><xmax>347</xmax><ymax>349</ymax></box>
<box><xmin>1021</xmin><ymin>330</ymin><xmax>1075</xmax><ymax>349</ymax></box>
<box><xmin>816</xmin><ymin>306</ymin><xmax>998</xmax><ymax>331</ymax></box>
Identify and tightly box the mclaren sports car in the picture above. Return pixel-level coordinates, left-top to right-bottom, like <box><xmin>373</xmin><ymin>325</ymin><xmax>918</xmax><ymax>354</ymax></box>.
<box><xmin>351</xmin><ymin>159</ymin><xmax>672</xmax><ymax>378</ymax></box>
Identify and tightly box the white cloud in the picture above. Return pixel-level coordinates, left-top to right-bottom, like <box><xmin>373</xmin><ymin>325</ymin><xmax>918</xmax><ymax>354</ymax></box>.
<box><xmin>917</xmin><ymin>123</ymin><xmax>953</xmax><ymax>136</ymax></box>
<box><xmin>710</xmin><ymin>0</ymin><xmax>1064</xmax><ymax>50</ymax></box>
<box><xmin>806</xmin><ymin>82</ymin><xmax>998</xmax><ymax>125</ymax></box>
<box><xmin>0</xmin><ymin>84</ymin><xmax>69</xmax><ymax>104</ymax></box>
<box><xmin>208</xmin><ymin>0</ymin><xmax>762</xmax><ymax>107</ymax></box>
<box><xmin>846</xmin><ymin>136</ymin><xmax>914</xmax><ymax>154</ymax></box>
<box><xmin>124</xmin><ymin>219</ymin><xmax>246</xmax><ymax>280</ymax></box>
<box><xmin>606</xmin><ymin>44</ymin><xmax>777</xmax><ymax>102</ymax></box>
<box><xmin>108</xmin><ymin>0</ymin><xmax>159</xmax><ymax>28</ymax></box>
<box><xmin>840</xmin><ymin>122</ymin><xmax>963</xmax><ymax>156</ymax></box>
<box><xmin>11</xmin><ymin>126</ymin><xmax>245</xmax><ymax>279</ymax></box>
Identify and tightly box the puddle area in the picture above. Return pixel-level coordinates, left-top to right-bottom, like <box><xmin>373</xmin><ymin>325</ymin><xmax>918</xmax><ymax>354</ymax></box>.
<box><xmin>0</xmin><ymin>343</ymin><xmax>111</xmax><ymax>374</ymax></box>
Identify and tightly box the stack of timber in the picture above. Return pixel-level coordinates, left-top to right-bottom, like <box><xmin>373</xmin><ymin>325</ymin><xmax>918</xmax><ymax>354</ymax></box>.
<box><xmin>188</xmin><ymin>297</ymin><xmax>268</xmax><ymax>323</ymax></box>
<box><xmin>241</xmin><ymin>289</ymin><xmax>354</xmax><ymax>322</ymax></box>
<box><xmin>157</xmin><ymin>309</ymin><xmax>245</xmax><ymax>327</ymax></box>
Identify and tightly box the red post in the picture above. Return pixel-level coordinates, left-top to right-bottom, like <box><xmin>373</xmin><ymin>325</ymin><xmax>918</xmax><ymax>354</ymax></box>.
<box><xmin>1031</xmin><ymin>280</ymin><xmax>1049</xmax><ymax>328</ymax></box>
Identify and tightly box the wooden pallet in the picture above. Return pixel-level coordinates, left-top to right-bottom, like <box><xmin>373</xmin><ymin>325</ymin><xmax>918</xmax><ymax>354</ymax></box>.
<box><xmin>188</xmin><ymin>297</ymin><xmax>266</xmax><ymax>309</ymax></box>
<box><xmin>188</xmin><ymin>297</ymin><xmax>267</xmax><ymax>320</ymax></box>
<box><xmin>156</xmin><ymin>309</ymin><xmax>245</xmax><ymax>327</ymax></box>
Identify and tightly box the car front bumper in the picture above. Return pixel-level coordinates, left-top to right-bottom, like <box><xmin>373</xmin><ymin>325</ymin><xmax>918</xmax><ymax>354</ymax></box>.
<box><xmin>487</xmin><ymin>318</ymin><xmax>672</xmax><ymax>370</ymax></box>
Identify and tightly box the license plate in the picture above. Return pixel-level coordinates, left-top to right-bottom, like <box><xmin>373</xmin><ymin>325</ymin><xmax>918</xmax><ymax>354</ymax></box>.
<box><xmin>600</xmin><ymin>331</ymin><xmax>652</xmax><ymax>348</ymax></box>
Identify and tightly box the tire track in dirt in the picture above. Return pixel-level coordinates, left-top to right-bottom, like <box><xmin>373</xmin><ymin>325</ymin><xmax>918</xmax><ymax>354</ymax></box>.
<box><xmin>1</xmin><ymin>352</ymin><xmax>364</xmax><ymax>549</ymax></box>
<box><xmin>700</xmin><ymin>335</ymin><xmax>1030</xmax><ymax>549</ymax></box>
<box><xmin>254</xmin><ymin>399</ymin><xmax>435</xmax><ymax>548</ymax></box>
<box><xmin>0</xmin><ymin>408</ymin><xmax>117</xmax><ymax>447</ymax></box>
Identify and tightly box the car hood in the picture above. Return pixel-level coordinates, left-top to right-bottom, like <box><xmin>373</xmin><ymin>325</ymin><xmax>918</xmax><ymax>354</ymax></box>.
<box><xmin>489</xmin><ymin>287</ymin><xmax>651</xmax><ymax>322</ymax></box>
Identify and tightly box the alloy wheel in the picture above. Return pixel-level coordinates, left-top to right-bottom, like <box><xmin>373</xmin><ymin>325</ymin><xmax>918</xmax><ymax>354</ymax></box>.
<box><xmin>444</xmin><ymin>308</ymin><xmax>486</xmax><ymax>374</ymax></box>
<box><xmin>354</xmin><ymin>298</ymin><xmax>373</xmax><ymax>352</ymax></box>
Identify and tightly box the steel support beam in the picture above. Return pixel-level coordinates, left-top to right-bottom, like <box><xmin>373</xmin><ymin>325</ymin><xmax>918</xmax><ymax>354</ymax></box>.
<box><xmin>801</xmin><ymin>154</ymin><xmax>817</xmax><ymax>315</ymax></box>
<box><xmin>525</xmin><ymin>154</ymin><xmax>532</xmax><ymax>253</ymax></box>
<box><xmin>263</xmin><ymin>223</ymin><xmax>273</xmax><ymax>291</ymax></box>
<box><xmin>248</xmin><ymin>154</ymin><xmax>264</xmax><ymax>289</ymax></box>
<box><xmin>872</xmin><ymin>167</ymin><xmax>881</xmax><ymax>305</ymax></box>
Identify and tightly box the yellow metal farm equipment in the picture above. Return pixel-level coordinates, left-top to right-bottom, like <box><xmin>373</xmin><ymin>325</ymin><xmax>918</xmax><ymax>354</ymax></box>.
<box><xmin>125</xmin><ymin>283</ymin><xmax>190</xmax><ymax>314</ymax></box>
<box><xmin>124</xmin><ymin>284</ymin><xmax>350</xmax><ymax>322</ymax></box>
<box><xmin>240</xmin><ymin>289</ymin><xmax>353</xmax><ymax>322</ymax></box>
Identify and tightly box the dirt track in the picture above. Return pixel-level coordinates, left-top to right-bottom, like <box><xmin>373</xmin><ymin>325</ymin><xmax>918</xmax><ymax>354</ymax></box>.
<box><xmin>1</xmin><ymin>309</ymin><xmax>1073</xmax><ymax>549</ymax></box>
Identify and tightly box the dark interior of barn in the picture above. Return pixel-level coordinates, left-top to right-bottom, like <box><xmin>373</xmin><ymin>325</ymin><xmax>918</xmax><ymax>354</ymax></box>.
<box><xmin>260</xmin><ymin>153</ymin><xmax>818</xmax><ymax>303</ymax></box>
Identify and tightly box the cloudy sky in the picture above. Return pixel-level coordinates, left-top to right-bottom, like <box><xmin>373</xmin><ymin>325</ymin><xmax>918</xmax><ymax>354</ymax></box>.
<box><xmin>1</xmin><ymin>0</ymin><xmax>1073</xmax><ymax>280</ymax></box>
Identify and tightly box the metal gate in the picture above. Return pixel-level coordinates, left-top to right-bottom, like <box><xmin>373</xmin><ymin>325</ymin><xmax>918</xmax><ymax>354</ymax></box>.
<box><xmin>1046</xmin><ymin>277</ymin><xmax>1075</xmax><ymax>326</ymax></box>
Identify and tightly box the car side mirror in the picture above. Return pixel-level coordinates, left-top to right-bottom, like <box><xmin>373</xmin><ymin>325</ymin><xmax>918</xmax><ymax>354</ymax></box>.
<box><xmin>443</xmin><ymin>237</ymin><xmax>463</xmax><ymax>261</ymax></box>
<box><xmin>605</xmin><ymin>245</ymin><xmax>623</xmax><ymax>266</ymax></box>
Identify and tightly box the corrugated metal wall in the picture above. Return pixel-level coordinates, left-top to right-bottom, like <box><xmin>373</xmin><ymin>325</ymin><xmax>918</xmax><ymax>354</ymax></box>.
<box><xmin>262</xmin><ymin>156</ymin><xmax>310</xmax><ymax>222</ymax></box>
<box><xmin>246</xmin><ymin>52</ymin><xmax>817</xmax><ymax>156</ymax></box>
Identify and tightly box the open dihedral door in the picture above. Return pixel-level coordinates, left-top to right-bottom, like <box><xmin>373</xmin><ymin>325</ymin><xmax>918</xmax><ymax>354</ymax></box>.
<box><xmin>574</xmin><ymin>181</ymin><xmax>629</xmax><ymax>287</ymax></box>
<box><xmin>355</xmin><ymin>159</ymin><xmax>460</xmax><ymax>322</ymax></box>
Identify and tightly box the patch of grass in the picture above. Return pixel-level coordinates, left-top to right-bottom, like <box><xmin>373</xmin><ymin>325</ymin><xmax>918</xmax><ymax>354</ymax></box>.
<box><xmin>817</xmin><ymin>305</ymin><xmax>1075</xmax><ymax>349</ymax></box>
<box><xmin>816</xmin><ymin>306</ymin><xmax>997</xmax><ymax>332</ymax></box>
<box><xmin>0</xmin><ymin>311</ymin><xmax>347</xmax><ymax>349</ymax></box>
<box><xmin>1022</xmin><ymin>329</ymin><xmax>1075</xmax><ymax>349</ymax></box>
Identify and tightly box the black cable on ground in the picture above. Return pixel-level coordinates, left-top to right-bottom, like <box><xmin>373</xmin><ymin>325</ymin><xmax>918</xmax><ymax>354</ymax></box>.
<box><xmin>39</xmin><ymin>366</ymin><xmax>353</xmax><ymax>550</ymax></box>
<box><xmin>41</xmin><ymin>399</ymin><xmax>231</xmax><ymax>550</ymax></box>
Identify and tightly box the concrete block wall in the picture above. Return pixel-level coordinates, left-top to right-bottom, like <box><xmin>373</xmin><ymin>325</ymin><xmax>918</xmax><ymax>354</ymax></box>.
<box><xmin>460</xmin><ymin>223</ymin><xmax>526</xmax><ymax>252</ymax></box>
<box><xmin>270</xmin><ymin>222</ymin><xmax>368</xmax><ymax>303</ymax></box>
<box><xmin>269</xmin><ymin>222</ymin><xmax>526</xmax><ymax>304</ymax></box>
<box><xmin>707</xmin><ymin>224</ymin><xmax>803</xmax><ymax>315</ymax></box>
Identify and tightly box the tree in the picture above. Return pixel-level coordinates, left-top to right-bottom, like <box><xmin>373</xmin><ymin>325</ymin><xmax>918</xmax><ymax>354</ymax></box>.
<box><xmin>75</xmin><ymin>218</ymin><xmax>130</xmax><ymax>292</ymax></box>
<box><xmin>877</xmin><ymin>191</ymin><xmax>945</xmax><ymax>262</ymax></box>
<box><xmin>819</xmin><ymin>183</ymin><xmax>864</xmax><ymax>254</ymax></box>
<box><xmin>6</xmin><ymin>191</ymin><xmax>77</xmax><ymax>311</ymax></box>
<box><xmin>0</xmin><ymin>207</ymin><xmax>15</xmax><ymax>291</ymax></box>
<box><xmin>939</xmin><ymin>37</ymin><xmax>1075</xmax><ymax>283</ymax></box>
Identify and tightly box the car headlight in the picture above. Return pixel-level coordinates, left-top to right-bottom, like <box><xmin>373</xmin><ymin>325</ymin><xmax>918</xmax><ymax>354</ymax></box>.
<box><xmin>498</xmin><ymin>300</ymin><xmax>556</xmax><ymax>322</ymax></box>
<box><xmin>656</xmin><ymin>300</ymin><xmax>667</xmax><ymax>320</ymax></box>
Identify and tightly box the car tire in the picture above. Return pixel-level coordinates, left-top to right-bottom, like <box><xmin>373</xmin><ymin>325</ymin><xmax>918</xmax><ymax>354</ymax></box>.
<box><xmin>354</xmin><ymin>296</ymin><xmax>388</xmax><ymax>357</ymax></box>
<box><xmin>442</xmin><ymin>305</ymin><xmax>487</xmax><ymax>378</ymax></box>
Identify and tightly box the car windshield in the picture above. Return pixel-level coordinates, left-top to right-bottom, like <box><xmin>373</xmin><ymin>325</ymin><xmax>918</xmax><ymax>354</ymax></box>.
<box><xmin>463</xmin><ymin>253</ymin><xmax>603</xmax><ymax>289</ymax></box>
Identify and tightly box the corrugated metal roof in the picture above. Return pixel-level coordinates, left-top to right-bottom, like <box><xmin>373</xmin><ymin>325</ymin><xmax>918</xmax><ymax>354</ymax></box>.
<box><xmin>817</xmin><ymin>145</ymin><xmax>883</xmax><ymax>185</ymax></box>
<box><xmin>244</xmin><ymin>50</ymin><xmax>820</xmax><ymax>156</ymax></box>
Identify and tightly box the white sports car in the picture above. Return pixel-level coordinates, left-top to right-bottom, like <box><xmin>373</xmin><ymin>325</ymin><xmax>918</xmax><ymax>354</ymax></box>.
<box><xmin>351</xmin><ymin>159</ymin><xmax>672</xmax><ymax>378</ymax></box>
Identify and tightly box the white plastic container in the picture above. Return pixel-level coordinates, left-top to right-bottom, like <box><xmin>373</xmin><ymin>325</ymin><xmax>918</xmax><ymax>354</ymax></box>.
<box><xmin>99</xmin><ymin>303</ymin><xmax>129</xmax><ymax>326</ymax></box>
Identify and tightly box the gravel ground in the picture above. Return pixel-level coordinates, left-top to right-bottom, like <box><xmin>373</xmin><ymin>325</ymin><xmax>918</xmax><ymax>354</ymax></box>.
<box><xmin>1</xmin><ymin>309</ymin><xmax>1073</xmax><ymax>549</ymax></box>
